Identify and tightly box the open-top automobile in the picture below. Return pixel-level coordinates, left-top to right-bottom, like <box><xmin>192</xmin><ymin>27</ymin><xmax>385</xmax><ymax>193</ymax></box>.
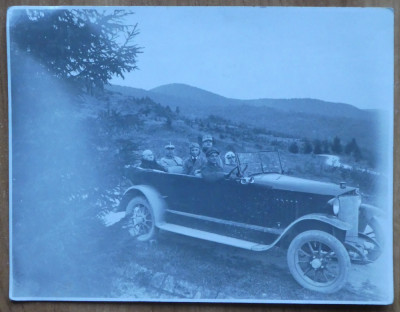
<box><xmin>118</xmin><ymin>151</ymin><xmax>384</xmax><ymax>293</ymax></box>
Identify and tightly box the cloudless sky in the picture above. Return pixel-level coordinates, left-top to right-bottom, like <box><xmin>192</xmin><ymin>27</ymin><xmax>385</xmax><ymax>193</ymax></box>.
<box><xmin>110</xmin><ymin>7</ymin><xmax>394</xmax><ymax>110</ymax></box>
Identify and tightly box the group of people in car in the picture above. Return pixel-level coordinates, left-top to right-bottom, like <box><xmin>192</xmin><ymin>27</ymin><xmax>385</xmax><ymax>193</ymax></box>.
<box><xmin>137</xmin><ymin>134</ymin><xmax>237</xmax><ymax>180</ymax></box>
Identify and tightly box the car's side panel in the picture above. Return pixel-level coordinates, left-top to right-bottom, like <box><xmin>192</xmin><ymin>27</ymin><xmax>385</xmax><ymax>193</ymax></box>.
<box><xmin>127</xmin><ymin>169</ymin><xmax>206</xmax><ymax>213</ymax></box>
<box><xmin>126</xmin><ymin>168</ymin><xmax>336</xmax><ymax>244</ymax></box>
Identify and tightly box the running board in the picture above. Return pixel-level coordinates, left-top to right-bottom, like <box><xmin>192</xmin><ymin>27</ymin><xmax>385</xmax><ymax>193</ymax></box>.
<box><xmin>157</xmin><ymin>223</ymin><xmax>272</xmax><ymax>251</ymax></box>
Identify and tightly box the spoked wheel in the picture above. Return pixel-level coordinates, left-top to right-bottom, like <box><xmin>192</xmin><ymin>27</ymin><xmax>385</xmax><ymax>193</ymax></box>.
<box><xmin>125</xmin><ymin>196</ymin><xmax>156</xmax><ymax>241</ymax></box>
<box><xmin>287</xmin><ymin>230</ymin><xmax>350</xmax><ymax>294</ymax></box>
<box><xmin>357</xmin><ymin>217</ymin><xmax>384</xmax><ymax>262</ymax></box>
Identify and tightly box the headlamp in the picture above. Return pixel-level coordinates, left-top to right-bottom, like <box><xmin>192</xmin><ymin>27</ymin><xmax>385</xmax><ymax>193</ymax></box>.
<box><xmin>332</xmin><ymin>198</ymin><xmax>340</xmax><ymax>215</ymax></box>
<box><xmin>328</xmin><ymin>197</ymin><xmax>340</xmax><ymax>215</ymax></box>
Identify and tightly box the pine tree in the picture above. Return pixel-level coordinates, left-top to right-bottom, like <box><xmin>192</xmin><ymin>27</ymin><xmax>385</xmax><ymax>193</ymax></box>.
<box><xmin>353</xmin><ymin>146</ymin><xmax>362</xmax><ymax>162</ymax></box>
<box><xmin>313</xmin><ymin>139</ymin><xmax>322</xmax><ymax>154</ymax></box>
<box><xmin>331</xmin><ymin>136</ymin><xmax>343</xmax><ymax>154</ymax></box>
<box><xmin>302</xmin><ymin>139</ymin><xmax>313</xmax><ymax>154</ymax></box>
<box><xmin>289</xmin><ymin>142</ymin><xmax>299</xmax><ymax>154</ymax></box>
<box><xmin>345</xmin><ymin>138</ymin><xmax>356</xmax><ymax>155</ymax></box>
<box><xmin>345</xmin><ymin>138</ymin><xmax>362</xmax><ymax>161</ymax></box>
<box><xmin>10</xmin><ymin>9</ymin><xmax>141</xmax><ymax>94</ymax></box>
<box><xmin>321</xmin><ymin>140</ymin><xmax>330</xmax><ymax>154</ymax></box>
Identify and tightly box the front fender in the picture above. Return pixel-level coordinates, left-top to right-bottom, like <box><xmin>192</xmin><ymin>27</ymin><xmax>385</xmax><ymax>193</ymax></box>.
<box><xmin>121</xmin><ymin>185</ymin><xmax>167</xmax><ymax>226</ymax></box>
<box><xmin>359</xmin><ymin>204</ymin><xmax>385</xmax><ymax>220</ymax></box>
<box><xmin>286</xmin><ymin>213</ymin><xmax>352</xmax><ymax>231</ymax></box>
<box><xmin>271</xmin><ymin>213</ymin><xmax>352</xmax><ymax>248</ymax></box>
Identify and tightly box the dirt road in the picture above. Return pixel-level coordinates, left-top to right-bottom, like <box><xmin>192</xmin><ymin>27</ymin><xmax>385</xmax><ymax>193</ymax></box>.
<box><xmin>107</xmin><ymin>228</ymin><xmax>391</xmax><ymax>303</ymax></box>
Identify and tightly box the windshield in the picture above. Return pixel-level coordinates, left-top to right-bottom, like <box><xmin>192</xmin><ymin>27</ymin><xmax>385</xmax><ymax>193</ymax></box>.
<box><xmin>236</xmin><ymin>151</ymin><xmax>282</xmax><ymax>176</ymax></box>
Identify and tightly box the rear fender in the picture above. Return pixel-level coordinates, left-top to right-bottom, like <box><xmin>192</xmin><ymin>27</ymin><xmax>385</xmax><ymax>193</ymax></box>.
<box><xmin>275</xmin><ymin>213</ymin><xmax>351</xmax><ymax>248</ymax></box>
<box><xmin>120</xmin><ymin>185</ymin><xmax>167</xmax><ymax>226</ymax></box>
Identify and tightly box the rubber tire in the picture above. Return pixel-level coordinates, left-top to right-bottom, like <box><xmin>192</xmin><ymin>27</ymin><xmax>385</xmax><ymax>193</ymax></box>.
<box><xmin>287</xmin><ymin>230</ymin><xmax>351</xmax><ymax>294</ymax></box>
<box><xmin>360</xmin><ymin>217</ymin><xmax>384</xmax><ymax>261</ymax></box>
<box><xmin>125</xmin><ymin>196</ymin><xmax>156</xmax><ymax>241</ymax></box>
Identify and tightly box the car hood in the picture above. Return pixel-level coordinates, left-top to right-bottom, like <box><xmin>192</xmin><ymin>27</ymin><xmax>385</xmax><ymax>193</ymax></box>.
<box><xmin>253</xmin><ymin>174</ymin><xmax>357</xmax><ymax>196</ymax></box>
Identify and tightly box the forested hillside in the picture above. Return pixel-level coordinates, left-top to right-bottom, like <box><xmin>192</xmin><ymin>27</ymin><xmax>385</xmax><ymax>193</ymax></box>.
<box><xmin>108</xmin><ymin>83</ymin><xmax>387</xmax><ymax>151</ymax></box>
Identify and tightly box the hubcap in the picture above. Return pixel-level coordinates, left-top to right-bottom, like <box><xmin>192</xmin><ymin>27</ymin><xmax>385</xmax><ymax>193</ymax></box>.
<box><xmin>296</xmin><ymin>241</ymin><xmax>339</xmax><ymax>286</ymax></box>
<box><xmin>127</xmin><ymin>203</ymin><xmax>152</xmax><ymax>237</ymax></box>
<box><xmin>311</xmin><ymin>258</ymin><xmax>322</xmax><ymax>269</ymax></box>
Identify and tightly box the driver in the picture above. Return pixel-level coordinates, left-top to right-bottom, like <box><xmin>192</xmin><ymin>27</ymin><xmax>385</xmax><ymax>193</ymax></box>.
<box><xmin>201</xmin><ymin>148</ymin><xmax>226</xmax><ymax>181</ymax></box>
<box><xmin>201</xmin><ymin>134</ymin><xmax>223</xmax><ymax>167</ymax></box>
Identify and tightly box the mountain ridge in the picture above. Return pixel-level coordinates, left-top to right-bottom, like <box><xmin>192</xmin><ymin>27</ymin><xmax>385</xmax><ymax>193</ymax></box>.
<box><xmin>106</xmin><ymin>83</ymin><xmax>382</xmax><ymax>149</ymax></box>
<box><xmin>110</xmin><ymin>83</ymin><xmax>370</xmax><ymax>120</ymax></box>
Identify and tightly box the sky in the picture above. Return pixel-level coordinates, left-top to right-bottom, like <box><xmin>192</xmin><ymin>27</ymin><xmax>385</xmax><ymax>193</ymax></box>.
<box><xmin>110</xmin><ymin>7</ymin><xmax>394</xmax><ymax>110</ymax></box>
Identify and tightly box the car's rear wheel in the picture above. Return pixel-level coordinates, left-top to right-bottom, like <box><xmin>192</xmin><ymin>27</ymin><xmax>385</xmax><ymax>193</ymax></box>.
<box><xmin>287</xmin><ymin>230</ymin><xmax>350</xmax><ymax>294</ymax></box>
<box><xmin>125</xmin><ymin>196</ymin><xmax>156</xmax><ymax>241</ymax></box>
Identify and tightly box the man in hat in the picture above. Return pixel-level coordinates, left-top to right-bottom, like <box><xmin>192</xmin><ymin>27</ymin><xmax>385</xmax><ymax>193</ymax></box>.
<box><xmin>201</xmin><ymin>148</ymin><xmax>226</xmax><ymax>181</ymax></box>
<box><xmin>160</xmin><ymin>143</ymin><xmax>183</xmax><ymax>173</ymax></box>
<box><xmin>201</xmin><ymin>134</ymin><xmax>223</xmax><ymax>167</ymax></box>
<box><xmin>183</xmin><ymin>142</ymin><xmax>207</xmax><ymax>176</ymax></box>
<box><xmin>138</xmin><ymin>149</ymin><xmax>167</xmax><ymax>172</ymax></box>
<box><xmin>201</xmin><ymin>134</ymin><xmax>214</xmax><ymax>154</ymax></box>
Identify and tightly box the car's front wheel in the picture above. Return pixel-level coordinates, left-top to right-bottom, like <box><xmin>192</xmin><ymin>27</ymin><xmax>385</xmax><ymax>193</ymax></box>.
<box><xmin>287</xmin><ymin>230</ymin><xmax>350</xmax><ymax>294</ymax></box>
<box><xmin>125</xmin><ymin>196</ymin><xmax>156</xmax><ymax>241</ymax></box>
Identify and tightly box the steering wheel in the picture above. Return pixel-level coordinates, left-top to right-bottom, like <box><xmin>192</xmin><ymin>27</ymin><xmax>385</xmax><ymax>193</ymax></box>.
<box><xmin>225</xmin><ymin>165</ymin><xmax>240</xmax><ymax>179</ymax></box>
<box><xmin>240</xmin><ymin>163</ymin><xmax>248</xmax><ymax>176</ymax></box>
<box><xmin>225</xmin><ymin>163</ymin><xmax>248</xmax><ymax>179</ymax></box>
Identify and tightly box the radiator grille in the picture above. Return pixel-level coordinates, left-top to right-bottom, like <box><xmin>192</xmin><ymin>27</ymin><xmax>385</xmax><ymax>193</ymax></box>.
<box><xmin>338</xmin><ymin>195</ymin><xmax>361</xmax><ymax>238</ymax></box>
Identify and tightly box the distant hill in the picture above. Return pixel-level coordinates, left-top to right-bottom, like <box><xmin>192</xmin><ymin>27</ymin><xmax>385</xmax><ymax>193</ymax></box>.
<box><xmin>150</xmin><ymin>83</ymin><xmax>370</xmax><ymax>120</ymax></box>
<box><xmin>108</xmin><ymin>83</ymin><xmax>373</xmax><ymax>119</ymax></box>
<box><xmin>106</xmin><ymin>83</ymin><xmax>382</xmax><ymax>149</ymax></box>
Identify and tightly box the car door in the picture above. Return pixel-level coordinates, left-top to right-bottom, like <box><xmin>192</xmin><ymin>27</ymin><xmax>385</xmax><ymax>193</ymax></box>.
<box><xmin>215</xmin><ymin>180</ymin><xmax>273</xmax><ymax>222</ymax></box>
<box><xmin>191</xmin><ymin>177</ymin><xmax>281</xmax><ymax>244</ymax></box>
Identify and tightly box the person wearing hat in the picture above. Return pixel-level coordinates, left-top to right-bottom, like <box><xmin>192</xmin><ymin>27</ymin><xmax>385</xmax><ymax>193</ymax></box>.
<box><xmin>224</xmin><ymin>151</ymin><xmax>236</xmax><ymax>165</ymax></box>
<box><xmin>201</xmin><ymin>134</ymin><xmax>214</xmax><ymax>154</ymax></box>
<box><xmin>223</xmin><ymin>151</ymin><xmax>237</xmax><ymax>171</ymax></box>
<box><xmin>138</xmin><ymin>149</ymin><xmax>167</xmax><ymax>172</ymax></box>
<box><xmin>201</xmin><ymin>148</ymin><xmax>226</xmax><ymax>181</ymax></box>
<box><xmin>160</xmin><ymin>143</ymin><xmax>183</xmax><ymax>173</ymax></box>
<box><xmin>183</xmin><ymin>142</ymin><xmax>207</xmax><ymax>176</ymax></box>
<box><xmin>201</xmin><ymin>134</ymin><xmax>223</xmax><ymax>168</ymax></box>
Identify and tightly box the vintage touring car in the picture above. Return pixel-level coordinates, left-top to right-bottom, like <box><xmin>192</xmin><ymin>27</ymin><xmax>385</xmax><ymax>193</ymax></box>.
<box><xmin>118</xmin><ymin>151</ymin><xmax>384</xmax><ymax>293</ymax></box>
